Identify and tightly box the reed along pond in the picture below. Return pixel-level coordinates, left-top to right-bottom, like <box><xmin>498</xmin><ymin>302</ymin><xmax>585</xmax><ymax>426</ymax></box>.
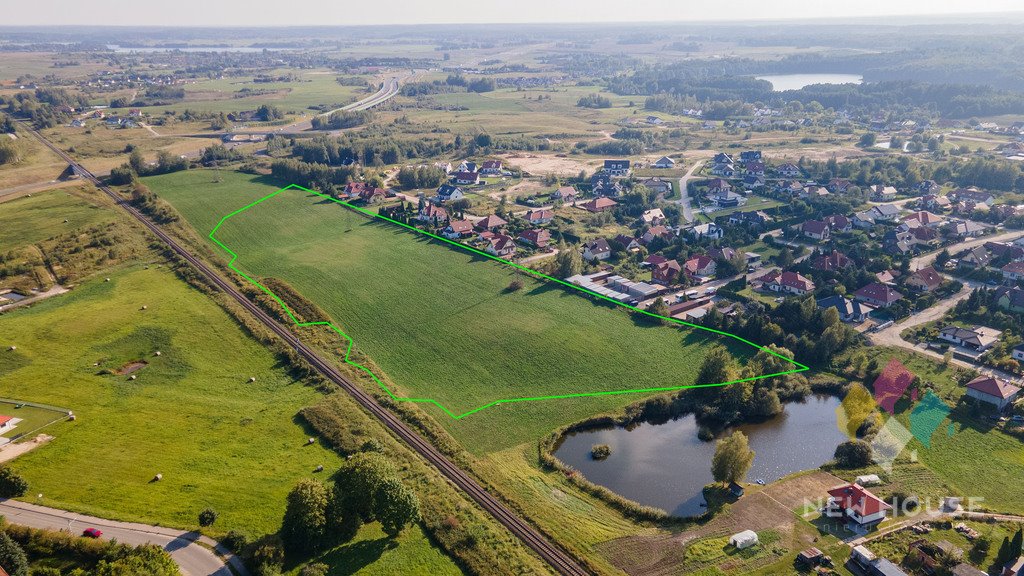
<box><xmin>553</xmin><ymin>394</ymin><xmax>846</xmax><ymax>517</ymax></box>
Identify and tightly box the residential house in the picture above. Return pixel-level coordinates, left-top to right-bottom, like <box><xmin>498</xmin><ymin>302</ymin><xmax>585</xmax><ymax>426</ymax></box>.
<box><xmin>417</xmin><ymin>204</ymin><xmax>448</xmax><ymax>225</ymax></box>
<box><xmin>708</xmin><ymin>247</ymin><xmax>737</xmax><ymax>261</ymax></box>
<box><xmin>1002</xmin><ymin>556</ymin><xmax>1024</xmax><ymax>576</ymax></box>
<box><xmin>744</xmin><ymin>161</ymin><xmax>766</xmax><ymax>177</ymax></box>
<box><xmin>652</xmin><ymin>156</ymin><xmax>676</xmax><ymax>169</ymax></box>
<box><xmin>435</xmin><ymin>184</ymin><xmax>465</xmax><ymax>203</ymax></box>
<box><xmin>939</xmin><ymin>325</ymin><xmax>1001</xmax><ymax>351</ymax></box>
<box><xmin>995</xmin><ymin>286</ymin><xmax>1024</xmax><ymax>313</ymax></box>
<box><xmin>603</xmin><ymin>159</ymin><xmax>631</xmax><ymax>176</ymax></box>
<box><xmin>707</xmin><ymin>178</ymin><xmax>732</xmax><ymax>195</ymax></box>
<box><xmin>824</xmin><ymin>214</ymin><xmax>852</xmax><ymax>232</ymax></box>
<box><xmin>591</xmin><ymin>174</ymin><xmax>624</xmax><ymax>197</ymax></box>
<box><xmin>855</xmin><ymin>282</ymin><xmax>904</xmax><ymax>308</ymax></box>
<box><xmin>917</xmin><ymin>180</ymin><xmax>940</xmax><ymax>195</ymax></box>
<box><xmin>909</xmin><ymin>226</ymin><xmax>940</xmax><ymax>248</ymax></box>
<box><xmin>480</xmin><ymin>160</ymin><xmax>502</xmax><ymax>175</ymax></box>
<box><xmin>812</xmin><ymin>250</ymin><xmax>853</xmax><ymax>272</ymax></box>
<box><xmin>641</xmin><ymin>225</ymin><xmax>674</xmax><ymax>245</ymax></box>
<box><xmin>434</xmin><ymin>161</ymin><xmax>453</xmax><ymax>174</ymax></box>
<box><xmin>713</xmin><ymin>191</ymin><xmax>746</xmax><ymax>208</ymax></box>
<box><xmin>728</xmin><ymin>210</ymin><xmax>773</xmax><ymax>227</ymax></box>
<box><xmin>639</xmin><ymin>177</ymin><xmax>672</xmax><ymax>196</ymax></box>
<box><xmin>905</xmin><ymin>266</ymin><xmax>944</xmax><ymax>292</ymax></box>
<box><xmin>442</xmin><ymin>220</ymin><xmax>474</xmax><ymax>239</ymax></box>
<box><xmin>475</xmin><ymin>214</ymin><xmax>507</xmax><ymax>231</ymax></box>
<box><xmin>986</xmin><ymin>242</ymin><xmax>1024</xmax><ymax>261</ymax></box>
<box><xmin>453</xmin><ymin>171</ymin><xmax>480</xmax><ymax>185</ymax></box>
<box><xmin>682</xmin><ymin>222</ymin><xmax>721</xmax><ymax>240</ymax></box>
<box><xmin>824</xmin><ymin>483</ymin><xmax>892</xmax><ymax>528</ymax></box>
<box><xmin>583</xmin><ymin>197</ymin><xmax>618</xmax><ymax>213</ymax></box>
<box><xmin>613</xmin><ymin>234</ymin><xmax>642</xmax><ymax>252</ymax></box>
<box><xmin>713</xmin><ymin>152</ymin><xmax>734</xmax><ymax>165</ymax></box>
<box><xmin>457</xmin><ymin>160</ymin><xmax>477</xmax><ymax>173</ymax></box>
<box><xmin>552</xmin><ymin>186</ymin><xmax>578</xmax><ymax>202</ymax></box>
<box><xmin>486</xmin><ymin>234</ymin><xmax>516</xmax><ymax>257</ymax></box>
<box><xmin>1002</xmin><ymin>261</ymin><xmax>1024</xmax><ymax>282</ymax></box>
<box><xmin>652</xmin><ymin>259</ymin><xmax>682</xmax><ymax>284</ymax></box>
<box><xmin>758</xmin><ymin>270</ymin><xmax>816</xmax><ymax>295</ymax></box>
<box><xmin>742</xmin><ymin>174</ymin><xmax>766</xmax><ymax>189</ymax></box>
<box><xmin>518</xmin><ymin>228</ymin><xmax>551</xmax><ymax>248</ymax></box>
<box><xmin>877</xmin><ymin>269</ymin><xmax>901</xmax><ymax>285</ymax></box>
<box><xmin>828</xmin><ymin>178</ymin><xmax>852</xmax><ymax>193</ymax></box>
<box><xmin>524</xmin><ymin>208</ymin><xmax>553</xmax><ymax>225</ymax></box>
<box><xmin>777</xmin><ymin>162</ymin><xmax>802</xmax><ymax>177</ymax></box>
<box><xmin>945</xmin><ymin>220</ymin><xmax>989</xmax><ymax>238</ymax></box>
<box><xmin>711</xmin><ymin>162</ymin><xmax>736</xmax><ymax>177</ymax></box>
<box><xmin>958</xmin><ymin>247</ymin><xmax>992</xmax><ymax>270</ymax></box>
<box><xmin>684</xmin><ymin>255</ymin><xmax>716</xmax><ymax>279</ymax></box>
<box><xmin>965</xmin><ymin>376</ymin><xmax>1021</xmax><ymax>410</ymax></box>
<box><xmin>852</xmin><ymin>210</ymin><xmax>878</xmax><ymax>229</ymax></box>
<box><xmin>921</xmin><ymin>194</ymin><xmax>951</xmax><ymax>212</ymax></box>
<box><xmin>641</xmin><ymin>208</ymin><xmax>665</xmax><ymax>225</ymax></box>
<box><xmin>873</xmin><ymin>204</ymin><xmax>900</xmax><ymax>221</ymax></box>
<box><xmin>739</xmin><ymin>150</ymin><xmax>762</xmax><ymax>162</ymax></box>
<box><xmin>952</xmin><ymin>188</ymin><xmax>995</xmax><ymax>205</ymax></box>
<box><xmin>871</xmin><ymin>185</ymin><xmax>899</xmax><ymax>202</ymax></box>
<box><xmin>801</xmin><ymin>220</ymin><xmax>831</xmax><ymax>241</ymax></box>
<box><xmin>582</xmin><ymin>239</ymin><xmax>612</xmax><ymax>261</ymax></box>
<box><xmin>817</xmin><ymin>295</ymin><xmax>875</xmax><ymax>323</ymax></box>
<box><xmin>1013</xmin><ymin>343</ymin><xmax>1024</xmax><ymax>363</ymax></box>
<box><xmin>902</xmin><ymin>211</ymin><xmax>944</xmax><ymax>228</ymax></box>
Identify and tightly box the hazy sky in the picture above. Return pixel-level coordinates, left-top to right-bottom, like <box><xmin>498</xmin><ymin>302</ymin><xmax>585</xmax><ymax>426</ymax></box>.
<box><xmin>6</xmin><ymin>0</ymin><xmax>1024</xmax><ymax>26</ymax></box>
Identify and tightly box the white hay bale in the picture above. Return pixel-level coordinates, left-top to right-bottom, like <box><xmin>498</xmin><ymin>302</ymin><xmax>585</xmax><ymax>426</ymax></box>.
<box><xmin>129</xmin><ymin>374</ymin><xmax>137</xmax><ymax>380</ymax></box>
<box><xmin>105</xmin><ymin>278</ymin><xmax>110</xmax><ymax>282</ymax></box>
<box><xmin>154</xmin><ymin>351</ymin><xmax>161</xmax><ymax>357</ymax></box>
<box><xmin>315</xmin><ymin>465</ymin><xmax>324</xmax><ymax>472</ymax></box>
<box><xmin>307</xmin><ymin>437</ymin><xmax>316</xmax><ymax>445</ymax></box>
<box><xmin>154</xmin><ymin>473</ymin><xmax>162</xmax><ymax>481</ymax></box>
<box><xmin>141</xmin><ymin>305</ymin><xmax>147</xmax><ymax>310</ymax></box>
<box><xmin>8</xmin><ymin>346</ymin><xmax>15</xmax><ymax>351</ymax></box>
<box><xmin>248</xmin><ymin>377</ymin><xmax>256</xmax><ymax>383</ymax></box>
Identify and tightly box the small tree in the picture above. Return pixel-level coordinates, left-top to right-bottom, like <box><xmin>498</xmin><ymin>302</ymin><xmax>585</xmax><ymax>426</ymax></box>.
<box><xmin>373</xmin><ymin>477</ymin><xmax>420</xmax><ymax>537</ymax></box>
<box><xmin>198</xmin><ymin>507</ymin><xmax>218</xmax><ymax>527</ymax></box>
<box><xmin>0</xmin><ymin>532</ymin><xmax>27</xmax><ymax>576</ymax></box>
<box><xmin>0</xmin><ymin>467</ymin><xmax>28</xmax><ymax>498</ymax></box>
<box><xmin>280</xmin><ymin>479</ymin><xmax>329</xmax><ymax>556</ymax></box>
<box><xmin>711</xmin><ymin>431</ymin><xmax>755</xmax><ymax>485</ymax></box>
<box><xmin>696</xmin><ymin>347</ymin><xmax>733</xmax><ymax>386</ymax></box>
<box><xmin>555</xmin><ymin>243</ymin><xmax>583</xmax><ymax>278</ymax></box>
<box><xmin>834</xmin><ymin>439</ymin><xmax>873</xmax><ymax>468</ymax></box>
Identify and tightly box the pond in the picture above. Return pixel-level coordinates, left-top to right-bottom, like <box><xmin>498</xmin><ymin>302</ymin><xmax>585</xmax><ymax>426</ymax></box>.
<box><xmin>553</xmin><ymin>394</ymin><xmax>846</xmax><ymax>517</ymax></box>
<box><xmin>756</xmin><ymin>74</ymin><xmax>863</xmax><ymax>91</ymax></box>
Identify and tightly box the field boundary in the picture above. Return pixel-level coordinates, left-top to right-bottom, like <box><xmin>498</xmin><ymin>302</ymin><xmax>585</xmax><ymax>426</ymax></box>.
<box><xmin>208</xmin><ymin>183</ymin><xmax>809</xmax><ymax>419</ymax></box>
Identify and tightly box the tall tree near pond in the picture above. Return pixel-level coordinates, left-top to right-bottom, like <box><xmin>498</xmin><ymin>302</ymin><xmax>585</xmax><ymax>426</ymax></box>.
<box><xmin>711</xmin><ymin>430</ymin><xmax>755</xmax><ymax>485</ymax></box>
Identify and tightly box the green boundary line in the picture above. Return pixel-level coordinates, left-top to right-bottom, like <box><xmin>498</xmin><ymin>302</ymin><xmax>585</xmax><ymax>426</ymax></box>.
<box><xmin>208</xmin><ymin>183</ymin><xmax>810</xmax><ymax>419</ymax></box>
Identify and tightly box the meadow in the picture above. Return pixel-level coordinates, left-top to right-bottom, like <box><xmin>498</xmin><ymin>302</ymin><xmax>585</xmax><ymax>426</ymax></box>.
<box><xmin>0</xmin><ymin>187</ymin><xmax>114</xmax><ymax>248</ymax></box>
<box><xmin>143</xmin><ymin>169</ymin><xmax>769</xmax><ymax>453</ymax></box>
<box><xmin>0</xmin><ymin>264</ymin><xmax>345</xmax><ymax>537</ymax></box>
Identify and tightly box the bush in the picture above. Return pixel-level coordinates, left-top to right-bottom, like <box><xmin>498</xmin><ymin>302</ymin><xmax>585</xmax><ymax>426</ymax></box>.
<box><xmin>198</xmin><ymin>507</ymin><xmax>218</xmax><ymax>527</ymax></box>
<box><xmin>223</xmin><ymin>530</ymin><xmax>247</xmax><ymax>553</ymax></box>
<box><xmin>0</xmin><ymin>467</ymin><xmax>28</xmax><ymax>498</ymax></box>
<box><xmin>590</xmin><ymin>444</ymin><xmax>611</xmax><ymax>459</ymax></box>
<box><xmin>834</xmin><ymin>439</ymin><xmax>873</xmax><ymax>468</ymax></box>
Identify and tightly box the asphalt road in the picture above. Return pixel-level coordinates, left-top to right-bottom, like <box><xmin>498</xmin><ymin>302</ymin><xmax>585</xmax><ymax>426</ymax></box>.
<box><xmin>675</xmin><ymin>159</ymin><xmax>703</xmax><ymax>222</ymax></box>
<box><xmin>0</xmin><ymin>500</ymin><xmax>244</xmax><ymax>576</ymax></box>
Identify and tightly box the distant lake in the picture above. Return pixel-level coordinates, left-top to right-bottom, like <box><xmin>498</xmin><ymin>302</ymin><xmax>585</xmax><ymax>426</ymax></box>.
<box><xmin>756</xmin><ymin>74</ymin><xmax>863</xmax><ymax>91</ymax></box>
<box><xmin>553</xmin><ymin>394</ymin><xmax>846</xmax><ymax>517</ymax></box>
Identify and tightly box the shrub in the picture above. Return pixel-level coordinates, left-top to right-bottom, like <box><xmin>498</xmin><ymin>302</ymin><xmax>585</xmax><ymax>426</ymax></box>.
<box><xmin>222</xmin><ymin>530</ymin><xmax>247</xmax><ymax>553</ymax></box>
<box><xmin>834</xmin><ymin>439</ymin><xmax>873</xmax><ymax>468</ymax></box>
<box><xmin>590</xmin><ymin>444</ymin><xmax>611</xmax><ymax>459</ymax></box>
<box><xmin>198</xmin><ymin>507</ymin><xmax>218</xmax><ymax>527</ymax></box>
<box><xmin>0</xmin><ymin>467</ymin><xmax>28</xmax><ymax>498</ymax></box>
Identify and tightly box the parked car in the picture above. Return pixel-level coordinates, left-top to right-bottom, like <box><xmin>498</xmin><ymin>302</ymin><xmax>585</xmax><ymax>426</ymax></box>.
<box><xmin>82</xmin><ymin>528</ymin><xmax>102</xmax><ymax>538</ymax></box>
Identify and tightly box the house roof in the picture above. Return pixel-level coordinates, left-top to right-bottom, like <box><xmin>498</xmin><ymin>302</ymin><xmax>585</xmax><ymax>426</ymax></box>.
<box><xmin>554</xmin><ymin>185</ymin><xmax>577</xmax><ymax>197</ymax></box>
<box><xmin>481</xmin><ymin>160</ymin><xmax>501</xmax><ymax>169</ymax></box>
<box><xmin>780</xmin><ymin>271</ymin><xmax>814</xmax><ymax>291</ymax></box>
<box><xmin>420</xmin><ymin>205</ymin><xmax>448</xmax><ymax>219</ymax></box>
<box><xmin>996</xmin><ymin>286</ymin><xmax>1024</xmax><ymax>309</ymax></box>
<box><xmin>685</xmin><ymin>255</ymin><xmax>714</xmax><ymax>274</ymax></box>
<box><xmin>966</xmin><ymin>376</ymin><xmax>1021</xmax><ymax>400</ymax></box>
<box><xmin>902</xmin><ymin>211</ymin><xmax>943</xmax><ymax>226</ymax></box>
<box><xmin>1003</xmin><ymin>261</ymin><xmax>1024</xmax><ymax>275</ymax></box>
<box><xmin>812</xmin><ymin>250</ymin><xmax>852</xmax><ymax>272</ymax></box>
<box><xmin>708</xmin><ymin>247</ymin><xmax>737</xmax><ymax>261</ymax></box>
<box><xmin>708</xmin><ymin>178</ymin><xmax>732</xmax><ymax>189</ymax></box>
<box><xmin>446</xmin><ymin>220</ymin><xmax>473</xmax><ymax>233</ymax></box>
<box><xmin>489</xmin><ymin>234</ymin><xmax>515</xmax><ymax>252</ymax></box>
<box><xmin>642</xmin><ymin>208</ymin><xmax>665</xmax><ymax>222</ymax></box>
<box><xmin>585</xmin><ymin>238</ymin><xmax>611</xmax><ymax>253</ymax></box>
<box><xmin>654</xmin><ymin>259</ymin><xmax>681</xmax><ymax>276</ymax></box>
<box><xmin>585</xmin><ymin>197</ymin><xmax>618</xmax><ymax>211</ymax></box>
<box><xmin>827</xmin><ymin>483</ymin><xmax>892</xmax><ymax>517</ymax></box>
<box><xmin>908</xmin><ymin>266</ymin><xmax>944</xmax><ymax>289</ymax></box>
<box><xmin>0</xmin><ymin>415</ymin><xmax>13</xmax><ymax>426</ymax></box>
<box><xmin>802</xmin><ymin>218</ymin><xmax>827</xmax><ymax>234</ymax></box>
<box><xmin>519</xmin><ymin>228</ymin><xmax>550</xmax><ymax>244</ymax></box>
<box><xmin>855</xmin><ymin>282</ymin><xmax>903</xmax><ymax>303</ymax></box>
<box><xmin>525</xmin><ymin>209</ymin><xmax>553</xmax><ymax>221</ymax></box>
<box><xmin>475</xmin><ymin>214</ymin><xmax>507</xmax><ymax>230</ymax></box>
<box><xmin>454</xmin><ymin>170</ymin><xmax>479</xmax><ymax>180</ymax></box>
<box><xmin>824</xmin><ymin>214</ymin><xmax>850</xmax><ymax>229</ymax></box>
<box><xmin>874</xmin><ymin>204</ymin><xmax>900</xmax><ymax>217</ymax></box>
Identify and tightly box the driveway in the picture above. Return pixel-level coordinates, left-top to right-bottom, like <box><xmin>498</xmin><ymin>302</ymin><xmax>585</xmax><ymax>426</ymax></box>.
<box><xmin>0</xmin><ymin>500</ymin><xmax>245</xmax><ymax>576</ymax></box>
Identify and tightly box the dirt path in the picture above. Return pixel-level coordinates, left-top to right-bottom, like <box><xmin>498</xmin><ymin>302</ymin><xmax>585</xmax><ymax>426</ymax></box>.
<box><xmin>0</xmin><ymin>179</ymin><xmax>80</xmax><ymax>204</ymax></box>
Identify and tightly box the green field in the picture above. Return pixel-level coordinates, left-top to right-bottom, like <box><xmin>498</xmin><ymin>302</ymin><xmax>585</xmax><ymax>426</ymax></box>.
<box><xmin>144</xmin><ymin>169</ymin><xmax>774</xmax><ymax>452</ymax></box>
<box><xmin>0</xmin><ymin>264</ymin><xmax>344</xmax><ymax>537</ymax></box>
<box><xmin>0</xmin><ymin>188</ymin><xmax>114</xmax><ymax>248</ymax></box>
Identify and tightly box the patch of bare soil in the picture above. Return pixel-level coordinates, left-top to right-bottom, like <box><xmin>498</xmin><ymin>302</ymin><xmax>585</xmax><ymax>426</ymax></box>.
<box><xmin>500</xmin><ymin>153</ymin><xmax>600</xmax><ymax>177</ymax></box>
<box><xmin>115</xmin><ymin>360</ymin><xmax>148</xmax><ymax>375</ymax></box>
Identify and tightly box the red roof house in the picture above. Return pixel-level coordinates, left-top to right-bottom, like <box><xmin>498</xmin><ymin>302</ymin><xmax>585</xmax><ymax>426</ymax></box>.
<box><xmin>825</xmin><ymin>483</ymin><xmax>892</xmax><ymax>526</ymax></box>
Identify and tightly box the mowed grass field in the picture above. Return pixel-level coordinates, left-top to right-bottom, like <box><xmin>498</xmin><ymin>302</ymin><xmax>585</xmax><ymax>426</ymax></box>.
<box><xmin>145</xmin><ymin>170</ymin><xmax>761</xmax><ymax>452</ymax></box>
<box><xmin>0</xmin><ymin>264</ymin><xmax>345</xmax><ymax>537</ymax></box>
<box><xmin>0</xmin><ymin>187</ymin><xmax>114</xmax><ymax>247</ymax></box>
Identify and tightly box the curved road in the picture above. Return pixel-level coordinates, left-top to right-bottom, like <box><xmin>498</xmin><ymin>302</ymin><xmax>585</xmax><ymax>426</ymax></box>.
<box><xmin>0</xmin><ymin>500</ymin><xmax>242</xmax><ymax>576</ymax></box>
<box><xmin>22</xmin><ymin>126</ymin><xmax>591</xmax><ymax>576</ymax></box>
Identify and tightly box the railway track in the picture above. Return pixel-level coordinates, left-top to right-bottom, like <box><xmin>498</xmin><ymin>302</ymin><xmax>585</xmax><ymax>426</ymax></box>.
<box><xmin>22</xmin><ymin>125</ymin><xmax>591</xmax><ymax>576</ymax></box>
